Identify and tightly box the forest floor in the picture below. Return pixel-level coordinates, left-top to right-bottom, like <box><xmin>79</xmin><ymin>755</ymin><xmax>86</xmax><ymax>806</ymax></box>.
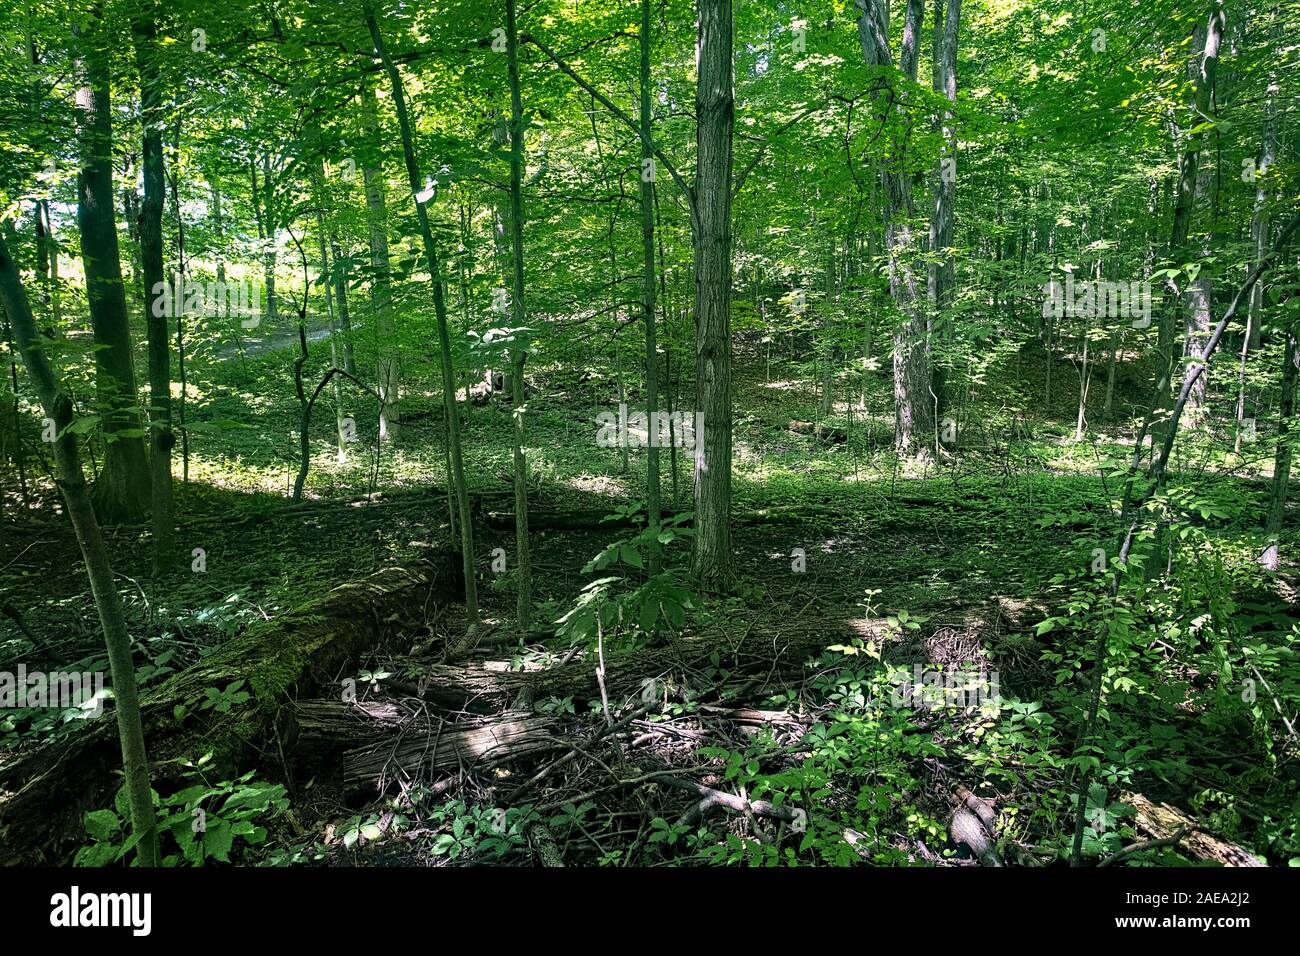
<box><xmin>2</xmin><ymin>334</ymin><xmax>1298</xmax><ymax>866</ymax></box>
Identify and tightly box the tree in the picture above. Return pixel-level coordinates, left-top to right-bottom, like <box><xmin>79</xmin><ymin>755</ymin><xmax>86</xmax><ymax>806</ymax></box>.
<box><xmin>639</xmin><ymin>0</ymin><xmax>663</xmax><ymax>574</ymax></box>
<box><xmin>689</xmin><ymin>0</ymin><xmax>735</xmax><ymax>588</ymax></box>
<box><xmin>928</xmin><ymin>0</ymin><xmax>960</xmax><ymax>422</ymax></box>
<box><xmin>362</xmin><ymin>0</ymin><xmax>479</xmax><ymax>626</ymax></box>
<box><xmin>1152</xmin><ymin>2</ymin><xmax>1225</xmax><ymax>446</ymax></box>
<box><xmin>505</xmin><ymin>0</ymin><xmax>533</xmax><ymax>630</ymax></box>
<box><xmin>74</xmin><ymin>14</ymin><xmax>152</xmax><ymax>523</ymax></box>
<box><xmin>1260</xmin><ymin>322</ymin><xmax>1297</xmax><ymax>570</ymax></box>
<box><xmin>360</xmin><ymin>76</ymin><xmax>401</xmax><ymax>440</ymax></box>
<box><xmin>0</xmin><ymin>224</ymin><xmax>161</xmax><ymax>867</ymax></box>
<box><xmin>132</xmin><ymin>2</ymin><xmax>174</xmax><ymax>575</ymax></box>
<box><xmin>856</xmin><ymin>0</ymin><xmax>932</xmax><ymax>456</ymax></box>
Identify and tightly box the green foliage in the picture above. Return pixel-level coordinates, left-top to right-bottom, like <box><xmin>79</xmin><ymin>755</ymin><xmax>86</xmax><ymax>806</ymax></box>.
<box><xmin>76</xmin><ymin>757</ymin><xmax>288</xmax><ymax>867</ymax></box>
<box><xmin>555</xmin><ymin>505</ymin><xmax>697</xmax><ymax>651</ymax></box>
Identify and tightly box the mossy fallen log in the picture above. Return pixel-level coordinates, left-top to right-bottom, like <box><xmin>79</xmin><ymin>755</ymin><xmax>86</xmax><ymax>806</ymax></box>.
<box><xmin>0</xmin><ymin>552</ymin><xmax>461</xmax><ymax>866</ymax></box>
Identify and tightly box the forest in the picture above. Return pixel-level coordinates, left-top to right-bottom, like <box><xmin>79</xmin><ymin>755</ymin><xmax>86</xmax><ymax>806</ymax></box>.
<box><xmin>0</xmin><ymin>0</ymin><xmax>1297</xmax><ymax>881</ymax></box>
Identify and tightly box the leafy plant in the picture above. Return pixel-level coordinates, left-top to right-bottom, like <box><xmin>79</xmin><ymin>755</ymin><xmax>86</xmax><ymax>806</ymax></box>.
<box><xmin>76</xmin><ymin>757</ymin><xmax>288</xmax><ymax>867</ymax></box>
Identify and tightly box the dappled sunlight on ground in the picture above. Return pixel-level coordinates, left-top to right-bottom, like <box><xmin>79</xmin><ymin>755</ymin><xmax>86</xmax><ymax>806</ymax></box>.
<box><xmin>561</xmin><ymin>473</ymin><xmax>629</xmax><ymax>497</ymax></box>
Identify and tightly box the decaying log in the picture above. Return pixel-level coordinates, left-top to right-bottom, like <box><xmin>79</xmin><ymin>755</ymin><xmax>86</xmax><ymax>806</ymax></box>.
<box><xmin>526</xmin><ymin>821</ymin><xmax>566</xmax><ymax>866</ymax></box>
<box><xmin>290</xmin><ymin>699</ymin><xmax>559</xmax><ymax>790</ymax></box>
<box><xmin>948</xmin><ymin>788</ymin><xmax>1002</xmax><ymax>867</ymax></box>
<box><xmin>389</xmin><ymin>622</ymin><xmax>835</xmax><ymax>715</ymax></box>
<box><xmin>0</xmin><ymin>554</ymin><xmax>462</xmax><ymax>866</ymax></box>
<box><xmin>1120</xmin><ymin>792</ymin><xmax>1265</xmax><ymax>867</ymax></box>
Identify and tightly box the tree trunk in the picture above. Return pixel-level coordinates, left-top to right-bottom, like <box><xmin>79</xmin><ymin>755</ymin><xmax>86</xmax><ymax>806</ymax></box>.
<box><xmin>1154</xmin><ymin>7</ymin><xmax>1225</xmax><ymax>444</ymax></box>
<box><xmin>928</xmin><ymin>0</ymin><xmax>960</xmax><ymax>421</ymax></box>
<box><xmin>690</xmin><ymin>0</ymin><xmax>735</xmax><ymax>589</ymax></box>
<box><xmin>639</xmin><ymin>0</ymin><xmax>663</xmax><ymax>573</ymax></box>
<box><xmin>132</xmin><ymin>8</ymin><xmax>174</xmax><ymax>577</ymax></box>
<box><xmin>292</xmin><ymin>701</ymin><xmax>558</xmax><ymax>792</ymax></box>
<box><xmin>74</xmin><ymin>20</ymin><xmax>151</xmax><ymax>524</ymax></box>
<box><xmin>1237</xmin><ymin>54</ymin><xmax>1279</xmax><ymax>449</ymax></box>
<box><xmin>1184</xmin><ymin>155</ymin><xmax>1217</xmax><ymax>413</ymax></box>
<box><xmin>364</xmin><ymin>0</ymin><xmax>479</xmax><ymax>626</ymax></box>
<box><xmin>170</xmin><ymin>125</ymin><xmax>190</xmax><ymax>484</ymax></box>
<box><xmin>0</xmin><ymin>225</ymin><xmax>160</xmax><ymax>866</ymax></box>
<box><xmin>1075</xmin><ymin>327</ymin><xmax>1090</xmax><ymax>440</ymax></box>
<box><xmin>314</xmin><ymin>165</ymin><xmax>350</xmax><ymax>463</ymax></box>
<box><xmin>260</xmin><ymin>153</ymin><xmax>279</xmax><ymax>327</ymax></box>
<box><xmin>1260</xmin><ymin>324</ymin><xmax>1297</xmax><ymax>570</ymax></box>
<box><xmin>505</xmin><ymin>0</ymin><xmax>533</xmax><ymax>632</ymax></box>
<box><xmin>1103</xmin><ymin>326</ymin><xmax>1121</xmax><ymax>420</ymax></box>
<box><xmin>210</xmin><ymin>179</ymin><xmax>225</xmax><ymax>283</ymax></box>
<box><xmin>857</xmin><ymin>0</ymin><xmax>932</xmax><ymax>456</ymax></box>
<box><xmin>361</xmin><ymin>77</ymin><xmax>399</xmax><ymax>441</ymax></box>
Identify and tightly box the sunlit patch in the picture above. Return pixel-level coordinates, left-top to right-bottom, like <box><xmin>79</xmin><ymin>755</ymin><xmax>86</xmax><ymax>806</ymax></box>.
<box><xmin>561</xmin><ymin>474</ymin><xmax>626</xmax><ymax>496</ymax></box>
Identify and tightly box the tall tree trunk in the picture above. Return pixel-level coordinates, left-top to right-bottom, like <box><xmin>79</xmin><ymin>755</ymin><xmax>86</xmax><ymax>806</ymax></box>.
<box><xmin>1103</xmin><ymin>326</ymin><xmax>1121</xmax><ymax>420</ymax></box>
<box><xmin>169</xmin><ymin>124</ymin><xmax>190</xmax><ymax>484</ymax></box>
<box><xmin>318</xmin><ymin>161</ymin><xmax>356</xmax><ymax>377</ymax></box>
<box><xmin>1075</xmin><ymin>323</ymin><xmax>1090</xmax><ymax>440</ymax></box>
<box><xmin>329</xmin><ymin>231</ymin><xmax>356</xmax><ymax>377</ymax></box>
<box><xmin>1237</xmin><ymin>51</ymin><xmax>1279</xmax><ymax>450</ymax></box>
<box><xmin>639</xmin><ymin>0</ymin><xmax>663</xmax><ymax>573</ymax></box>
<box><xmin>74</xmin><ymin>19</ymin><xmax>151</xmax><ymax>523</ymax></box>
<box><xmin>364</xmin><ymin>0</ymin><xmax>478</xmax><ymax>625</ymax></box>
<box><xmin>132</xmin><ymin>8</ymin><xmax>174</xmax><ymax>576</ymax></box>
<box><xmin>210</xmin><ymin>179</ymin><xmax>225</xmax><ymax>283</ymax></box>
<box><xmin>505</xmin><ymin>0</ymin><xmax>533</xmax><ymax>632</ymax></box>
<box><xmin>361</xmin><ymin>77</ymin><xmax>399</xmax><ymax>439</ymax></box>
<box><xmin>0</xmin><ymin>226</ymin><xmax>161</xmax><ymax>866</ymax></box>
<box><xmin>1184</xmin><ymin>161</ymin><xmax>1217</xmax><ymax>413</ymax></box>
<box><xmin>36</xmin><ymin>198</ymin><xmax>59</xmax><ymax>331</ymax></box>
<box><xmin>857</xmin><ymin>0</ymin><xmax>932</xmax><ymax>456</ymax></box>
<box><xmin>1260</xmin><ymin>324</ymin><xmax>1297</xmax><ymax>570</ymax></box>
<box><xmin>928</xmin><ymin>0</ymin><xmax>960</xmax><ymax>421</ymax></box>
<box><xmin>259</xmin><ymin>154</ymin><xmax>279</xmax><ymax>327</ymax></box>
<box><xmin>314</xmin><ymin>164</ymin><xmax>350</xmax><ymax>463</ymax></box>
<box><xmin>1154</xmin><ymin>4</ymin><xmax>1225</xmax><ymax>447</ymax></box>
<box><xmin>690</xmin><ymin>0</ymin><xmax>735</xmax><ymax>589</ymax></box>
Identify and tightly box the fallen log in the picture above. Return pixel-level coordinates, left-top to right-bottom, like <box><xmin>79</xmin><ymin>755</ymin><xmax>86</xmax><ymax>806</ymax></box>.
<box><xmin>525</xmin><ymin>821</ymin><xmax>566</xmax><ymax>866</ymax></box>
<box><xmin>290</xmin><ymin>699</ymin><xmax>559</xmax><ymax>790</ymax></box>
<box><xmin>392</xmin><ymin>621</ymin><xmax>838</xmax><ymax>715</ymax></box>
<box><xmin>1119</xmin><ymin>792</ymin><xmax>1265</xmax><ymax>867</ymax></box>
<box><xmin>0</xmin><ymin>552</ymin><xmax>462</xmax><ymax>866</ymax></box>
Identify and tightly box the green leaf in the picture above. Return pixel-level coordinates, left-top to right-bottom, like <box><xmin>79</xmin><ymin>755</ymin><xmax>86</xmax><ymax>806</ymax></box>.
<box><xmin>83</xmin><ymin>809</ymin><xmax>121</xmax><ymax>842</ymax></box>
